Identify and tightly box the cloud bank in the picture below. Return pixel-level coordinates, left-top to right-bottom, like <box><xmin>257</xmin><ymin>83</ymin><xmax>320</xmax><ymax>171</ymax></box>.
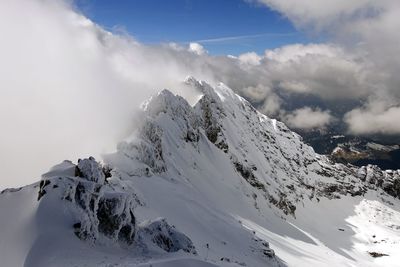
<box><xmin>0</xmin><ymin>0</ymin><xmax>205</xmax><ymax>188</ymax></box>
<box><xmin>1</xmin><ymin>0</ymin><xmax>400</xmax><ymax>188</ymax></box>
<box><xmin>284</xmin><ymin>107</ymin><xmax>333</xmax><ymax>130</ymax></box>
<box><xmin>253</xmin><ymin>0</ymin><xmax>400</xmax><ymax>135</ymax></box>
<box><xmin>345</xmin><ymin>103</ymin><xmax>400</xmax><ymax>135</ymax></box>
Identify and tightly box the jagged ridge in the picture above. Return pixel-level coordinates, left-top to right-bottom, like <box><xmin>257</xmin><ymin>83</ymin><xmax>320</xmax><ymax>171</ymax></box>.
<box><xmin>1</xmin><ymin>77</ymin><xmax>400</xmax><ymax>267</ymax></box>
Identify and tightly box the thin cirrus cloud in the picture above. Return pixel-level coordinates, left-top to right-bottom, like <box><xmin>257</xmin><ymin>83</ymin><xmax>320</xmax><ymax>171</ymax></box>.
<box><xmin>189</xmin><ymin>32</ymin><xmax>298</xmax><ymax>44</ymax></box>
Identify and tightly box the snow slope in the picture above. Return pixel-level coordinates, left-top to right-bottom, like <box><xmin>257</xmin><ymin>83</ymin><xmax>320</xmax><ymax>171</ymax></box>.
<box><xmin>1</xmin><ymin>78</ymin><xmax>400</xmax><ymax>267</ymax></box>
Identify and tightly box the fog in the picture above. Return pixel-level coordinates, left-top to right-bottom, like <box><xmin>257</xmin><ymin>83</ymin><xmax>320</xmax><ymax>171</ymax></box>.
<box><xmin>0</xmin><ymin>0</ymin><xmax>204</xmax><ymax>188</ymax></box>
<box><xmin>2</xmin><ymin>0</ymin><xmax>400</xmax><ymax>188</ymax></box>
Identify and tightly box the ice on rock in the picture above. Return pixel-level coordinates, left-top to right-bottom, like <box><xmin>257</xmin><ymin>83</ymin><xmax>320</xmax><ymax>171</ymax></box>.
<box><xmin>137</xmin><ymin>218</ymin><xmax>197</xmax><ymax>255</ymax></box>
<box><xmin>36</xmin><ymin>158</ymin><xmax>138</xmax><ymax>246</ymax></box>
<box><xmin>77</xmin><ymin>157</ymin><xmax>106</xmax><ymax>184</ymax></box>
<box><xmin>30</xmin><ymin>157</ymin><xmax>197</xmax><ymax>255</ymax></box>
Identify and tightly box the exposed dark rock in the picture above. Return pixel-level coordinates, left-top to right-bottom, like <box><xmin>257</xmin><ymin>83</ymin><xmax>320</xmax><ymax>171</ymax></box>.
<box><xmin>368</xmin><ymin>251</ymin><xmax>389</xmax><ymax>258</ymax></box>
<box><xmin>197</xmin><ymin>93</ymin><xmax>229</xmax><ymax>153</ymax></box>
<box><xmin>74</xmin><ymin>182</ymin><xmax>87</xmax><ymax>210</ymax></box>
<box><xmin>1</xmin><ymin>187</ymin><xmax>22</xmax><ymax>194</ymax></box>
<box><xmin>233</xmin><ymin>161</ymin><xmax>266</xmax><ymax>191</ymax></box>
<box><xmin>268</xmin><ymin>194</ymin><xmax>296</xmax><ymax>216</ymax></box>
<box><xmin>138</xmin><ymin>218</ymin><xmax>197</xmax><ymax>255</ymax></box>
<box><xmin>37</xmin><ymin>180</ymin><xmax>50</xmax><ymax>201</ymax></box>
<box><xmin>97</xmin><ymin>197</ymin><xmax>123</xmax><ymax>237</ymax></box>
<box><xmin>118</xmin><ymin>224</ymin><xmax>135</xmax><ymax>245</ymax></box>
<box><xmin>262</xmin><ymin>248</ymin><xmax>275</xmax><ymax>258</ymax></box>
<box><xmin>102</xmin><ymin>165</ymin><xmax>113</xmax><ymax>179</ymax></box>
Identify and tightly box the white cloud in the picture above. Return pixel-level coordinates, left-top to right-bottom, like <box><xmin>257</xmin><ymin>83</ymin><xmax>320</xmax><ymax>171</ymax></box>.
<box><xmin>284</xmin><ymin>107</ymin><xmax>334</xmax><ymax>130</ymax></box>
<box><xmin>2</xmin><ymin>0</ymin><xmax>400</xmax><ymax>188</ymax></box>
<box><xmin>345</xmin><ymin>102</ymin><xmax>400</xmax><ymax>135</ymax></box>
<box><xmin>220</xmin><ymin>43</ymin><xmax>374</xmax><ymax>103</ymax></box>
<box><xmin>265</xmin><ymin>44</ymin><xmax>376</xmax><ymax>100</ymax></box>
<box><xmin>261</xmin><ymin>94</ymin><xmax>282</xmax><ymax>116</ymax></box>
<box><xmin>188</xmin><ymin>42</ymin><xmax>207</xmax><ymax>55</ymax></box>
<box><xmin>241</xmin><ymin>84</ymin><xmax>271</xmax><ymax>102</ymax></box>
<box><xmin>238</xmin><ymin>52</ymin><xmax>262</xmax><ymax>66</ymax></box>
<box><xmin>254</xmin><ymin>0</ymin><xmax>400</xmax><ymax>135</ymax></box>
<box><xmin>241</xmin><ymin>84</ymin><xmax>282</xmax><ymax>115</ymax></box>
<box><xmin>265</xmin><ymin>43</ymin><xmax>341</xmax><ymax>62</ymax></box>
<box><xmin>0</xmin><ymin>0</ymin><xmax>207</xmax><ymax>189</ymax></box>
<box><xmin>254</xmin><ymin>0</ymin><xmax>381</xmax><ymax>30</ymax></box>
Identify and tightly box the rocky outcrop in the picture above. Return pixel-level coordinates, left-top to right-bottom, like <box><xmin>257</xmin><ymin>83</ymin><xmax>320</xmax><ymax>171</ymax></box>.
<box><xmin>358</xmin><ymin>165</ymin><xmax>400</xmax><ymax>198</ymax></box>
<box><xmin>76</xmin><ymin>157</ymin><xmax>106</xmax><ymax>184</ymax></box>
<box><xmin>35</xmin><ymin>158</ymin><xmax>197</xmax><ymax>255</ymax></box>
<box><xmin>137</xmin><ymin>218</ymin><xmax>197</xmax><ymax>254</ymax></box>
<box><xmin>37</xmin><ymin>159</ymin><xmax>137</xmax><ymax>245</ymax></box>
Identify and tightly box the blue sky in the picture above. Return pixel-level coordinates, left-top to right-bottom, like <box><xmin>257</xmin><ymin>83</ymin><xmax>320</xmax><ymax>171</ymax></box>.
<box><xmin>76</xmin><ymin>0</ymin><xmax>314</xmax><ymax>55</ymax></box>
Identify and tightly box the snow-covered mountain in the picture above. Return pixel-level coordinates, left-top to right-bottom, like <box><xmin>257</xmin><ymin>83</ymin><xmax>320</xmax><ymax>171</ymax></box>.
<box><xmin>1</xmin><ymin>78</ymin><xmax>400</xmax><ymax>267</ymax></box>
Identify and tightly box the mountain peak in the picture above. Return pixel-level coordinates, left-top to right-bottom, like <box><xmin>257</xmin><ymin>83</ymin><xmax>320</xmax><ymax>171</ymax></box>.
<box><xmin>2</xmin><ymin>80</ymin><xmax>400</xmax><ymax>267</ymax></box>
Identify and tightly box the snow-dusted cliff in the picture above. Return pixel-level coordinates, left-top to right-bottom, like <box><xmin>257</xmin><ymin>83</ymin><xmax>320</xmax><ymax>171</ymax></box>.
<box><xmin>1</xmin><ymin>78</ymin><xmax>400</xmax><ymax>267</ymax></box>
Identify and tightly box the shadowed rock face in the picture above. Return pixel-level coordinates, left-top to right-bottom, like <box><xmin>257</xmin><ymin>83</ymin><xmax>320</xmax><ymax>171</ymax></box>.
<box><xmin>96</xmin><ymin>196</ymin><xmax>135</xmax><ymax>243</ymax></box>
<box><xmin>137</xmin><ymin>218</ymin><xmax>197</xmax><ymax>255</ymax></box>
<box><xmin>37</xmin><ymin>159</ymin><xmax>138</xmax><ymax>245</ymax></box>
<box><xmin>35</xmin><ymin>158</ymin><xmax>197</xmax><ymax>253</ymax></box>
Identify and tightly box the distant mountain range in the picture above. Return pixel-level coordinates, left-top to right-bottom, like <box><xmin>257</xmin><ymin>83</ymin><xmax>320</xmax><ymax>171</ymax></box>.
<box><xmin>300</xmin><ymin>132</ymin><xmax>400</xmax><ymax>170</ymax></box>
